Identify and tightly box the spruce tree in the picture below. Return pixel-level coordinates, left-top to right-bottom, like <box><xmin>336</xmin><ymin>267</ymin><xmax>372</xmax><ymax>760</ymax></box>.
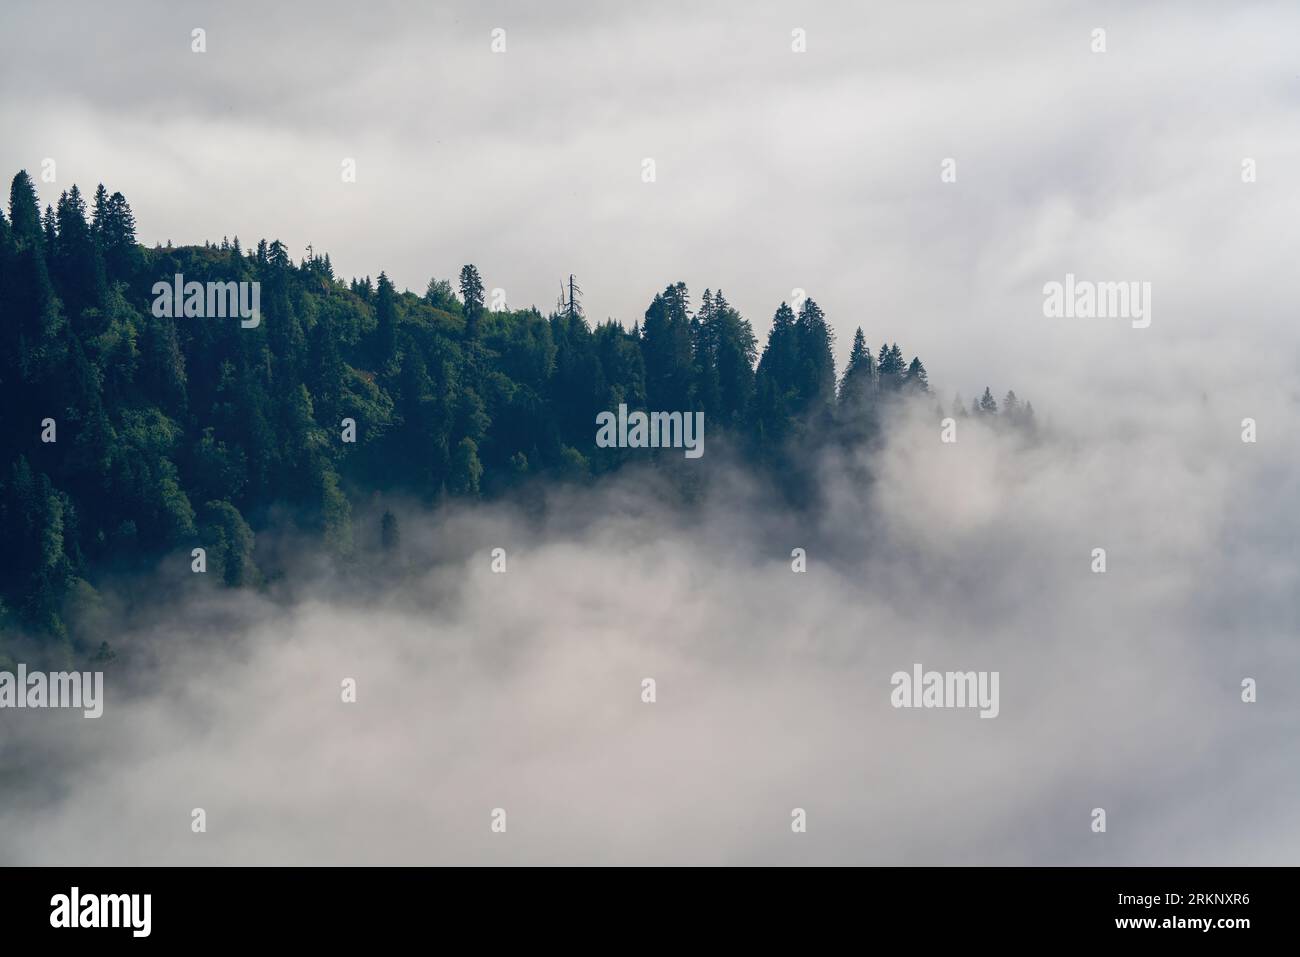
<box><xmin>709</xmin><ymin>290</ymin><xmax>756</xmax><ymax>428</ymax></box>
<box><xmin>54</xmin><ymin>185</ymin><xmax>107</xmax><ymax>321</ymax></box>
<box><xmin>7</xmin><ymin>171</ymin><xmax>42</xmax><ymax>247</ymax></box>
<box><xmin>877</xmin><ymin>341</ymin><xmax>906</xmax><ymax>391</ymax></box>
<box><xmin>904</xmin><ymin>356</ymin><xmax>929</xmax><ymax>393</ymax></box>
<box><xmin>375</xmin><ymin>271</ymin><xmax>397</xmax><ymax>359</ymax></box>
<box><xmin>691</xmin><ymin>290</ymin><xmax>721</xmax><ymax>420</ymax></box>
<box><xmin>752</xmin><ymin>302</ymin><xmax>799</xmax><ymax>444</ymax></box>
<box><xmin>793</xmin><ymin>297</ymin><xmax>835</xmax><ymax>414</ymax></box>
<box><xmin>1002</xmin><ymin>390</ymin><xmax>1020</xmax><ymax>422</ymax></box>
<box><xmin>978</xmin><ymin>387</ymin><xmax>998</xmax><ymax>415</ymax></box>
<box><xmin>838</xmin><ymin>327</ymin><xmax>876</xmax><ymax>407</ymax></box>
<box><xmin>41</xmin><ymin>204</ymin><xmax>57</xmax><ymax>258</ymax></box>
<box><xmin>101</xmin><ymin>192</ymin><xmax>138</xmax><ymax>278</ymax></box>
<box><xmin>641</xmin><ymin>283</ymin><xmax>693</xmax><ymax>410</ymax></box>
<box><xmin>425</xmin><ymin>277</ymin><xmax>457</xmax><ymax>312</ymax></box>
<box><xmin>459</xmin><ymin>264</ymin><xmax>485</xmax><ymax>339</ymax></box>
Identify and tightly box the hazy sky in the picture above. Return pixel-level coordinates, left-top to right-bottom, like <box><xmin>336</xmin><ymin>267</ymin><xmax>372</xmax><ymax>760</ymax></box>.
<box><xmin>3</xmin><ymin>0</ymin><xmax>1299</xmax><ymax>403</ymax></box>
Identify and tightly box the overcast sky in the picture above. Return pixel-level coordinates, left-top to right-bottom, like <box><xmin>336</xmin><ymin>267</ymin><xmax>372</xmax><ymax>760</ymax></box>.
<box><xmin>3</xmin><ymin>0</ymin><xmax>1299</xmax><ymax>405</ymax></box>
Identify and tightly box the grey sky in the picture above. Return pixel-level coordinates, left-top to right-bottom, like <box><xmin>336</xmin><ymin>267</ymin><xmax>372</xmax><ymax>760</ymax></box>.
<box><xmin>3</xmin><ymin>0</ymin><xmax>1299</xmax><ymax>405</ymax></box>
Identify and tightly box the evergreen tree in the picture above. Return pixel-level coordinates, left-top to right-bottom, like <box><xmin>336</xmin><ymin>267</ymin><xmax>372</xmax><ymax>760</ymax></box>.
<box><xmin>877</xmin><ymin>341</ymin><xmax>906</xmax><ymax>391</ymax></box>
<box><xmin>708</xmin><ymin>290</ymin><xmax>756</xmax><ymax>428</ymax></box>
<box><xmin>425</xmin><ymin>277</ymin><xmax>458</xmax><ymax>313</ymax></box>
<box><xmin>793</xmin><ymin>297</ymin><xmax>836</xmax><ymax>414</ymax></box>
<box><xmin>199</xmin><ymin>500</ymin><xmax>259</xmax><ymax>587</ymax></box>
<box><xmin>459</xmin><ymin>264</ymin><xmax>484</xmax><ymax>339</ymax></box>
<box><xmin>100</xmin><ymin>192</ymin><xmax>139</xmax><ymax>278</ymax></box>
<box><xmin>691</xmin><ymin>289</ymin><xmax>721</xmax><ymax>420</ymax></box>
<box><xmin>1002</xmin><ymin>390</ymin><xmax>1020</xmax><ymax>422</ymax></box>
<box><xmin>54</xmin><ymin>185</ymin><xmax>107</xmax><ymax>322</ymax></box>
<box><xmin>449</xmin><ymin>437</ymin><xmax>483</xmax><ymax>497</ymax></box>
<box><xmin>904</xmin><ymin>356</ymin><xmax>929</xmax><ymax>393</ymax></box>
<box><xmin>91</xmin><ymin>184</ymin><xmax>109</xmax><ymax>235</ymax></box>
<box><xmin>641</xmin><ymin>283</ymin><xmax>693</xmax><ymax>410</ymax></box>
<box><xmin>549</xmin><ymin>303</ymin><xmax>605</xmax><ymax>446</ymax></box>
<box><xmin>752</xmin><ymin>302</ymin><xmax>799</xmax><ymax>445</ymax></box>
<box><xmin>978</xmin><ymin>387</ymin><xmax>998</xmax><ymax>415</ymax></box>
<box><xmin>268</xmin><ymin>239</ymin><xmax>291</xmax><ymax>269</ymax></box>
<box><xmin>7</xmin><ymin>171</ymin><xmax>42</xmax><ymax>247</ymax></box>
<box><xmin>375</xmin><ymin>271</ymin><xmax>397</xmax><ymax>359</ymax></box>
<box><xmin>42</xmin><ymin>204</ymin><xmax>57</xmax><ymax>259</ymax></box>
<box><xmin>839</xmin><ymin>327</ymin><xmax>876</xmax><ymax>408</ymax></box>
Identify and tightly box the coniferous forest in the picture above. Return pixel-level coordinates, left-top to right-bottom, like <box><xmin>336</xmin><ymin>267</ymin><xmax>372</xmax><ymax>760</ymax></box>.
<box><xmin>0</xmin><ymin>170</ymin><xmax>1035</xmax><ymax>654</ymax></box>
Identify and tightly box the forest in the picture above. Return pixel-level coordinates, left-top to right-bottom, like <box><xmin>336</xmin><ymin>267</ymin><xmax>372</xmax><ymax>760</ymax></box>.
<box><xmin>0</xmin><ymin>170</ymin><xmax>1034</xmax><ymax>655</ymax></box>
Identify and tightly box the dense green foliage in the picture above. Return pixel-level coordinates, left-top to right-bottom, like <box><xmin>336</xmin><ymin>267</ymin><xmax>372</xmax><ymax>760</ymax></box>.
<box><xmin>0</xmin><ymin>170</ymin><xmax>1033</xmax><ymax>651</ymax></box>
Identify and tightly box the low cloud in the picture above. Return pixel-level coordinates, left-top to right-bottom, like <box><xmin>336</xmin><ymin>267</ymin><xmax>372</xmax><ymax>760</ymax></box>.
<box><xmin>3</xmin><ymin>384</ymin><xmax>1297</xmax><ymax>865</ymax></box>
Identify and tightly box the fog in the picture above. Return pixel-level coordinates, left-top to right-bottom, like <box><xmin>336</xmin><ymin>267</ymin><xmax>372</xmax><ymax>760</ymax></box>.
<box><xmin>2</xmin><ymin>0</ymin><xmax>1298</xmax><ymax>868</ymax></box>
<box><xmin>3</xmin><ymin>384</ymin><xmax>1296</xmax><ymax>866</ymax></box>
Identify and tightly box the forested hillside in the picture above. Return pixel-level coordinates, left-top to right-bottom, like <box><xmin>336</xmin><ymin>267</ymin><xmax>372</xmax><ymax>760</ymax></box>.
<box><xmin>0</xmin><ymin>170</ymin><xmax>1033</xmax><ymax>649</ymax></box>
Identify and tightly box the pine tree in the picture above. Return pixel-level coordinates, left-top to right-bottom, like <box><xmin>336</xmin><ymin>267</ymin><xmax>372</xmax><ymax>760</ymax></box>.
<box><xmin>41</xmin><ymin>204</ymin><xmax>57</xmax><ymax>258</ymax></box>
<box><xmin>7</xmin><ymin>171</ymin><xmax>42</xmax><ymax>247</ymax></box>
<box><xmin>100</xmin><ymin>192</ymin><xmax>138</xmax><ymax>278</ymax></box>
<box><xmin>54</xmin><ymin>185</ymin><xmax>107</xmax><ymax>321</ymax></box>
<box><xmin>459</xmin><ymin>264</ymin><xmax>485</xmax><ymax>340</ymax></box>
<box><xmin>793</xmin><ymin>297</ymin><xmax>836</xmax><ymax>414</ymax></box>
<box><xmin>691</xmin><ymin>289</ymin><xmax>721</xmax><ymax>420</ymax></box>
<box><xmin>449</xmin><ymin>437</ymin><xmax>483</xmax><ymax>496</ymax></box>
<box><xmin>375</xmin><ymin>271</ymin><xmax>397</xmax><ymax>359</ymax></box>
<box><xmin>838</xmin><ymin>327</ymin><xmax>876</xmax><ymax>407</ymax></box>
<box><xmin>1002</xmin><ymin>390</ymin><xmax>1020</xmax><ymax>422</ymax></box>
<box><xmin>709</xmin><ymin>290</ymin><xmax>756</xmax><ymax>428</ymax></box>
<box><xmin>268</xmin><ymin>239</ymin><xmax>291</xmax><ymax>269</ymax></box>
<box><xmin>641</xmin><ymin>283</ymin><xmax>693</xmax><ymax>410</ymax></box>
<box><xmin>425</xmin><ymin>277</ymin><xmax>457</xmax><ymax>312</ymax></box>
<box><xmin>877</xmin><ymin>341</ymin><xmax>906</xmax><ymax>391</ymax></box>
<box><xmin>752</xmin><ymin>302</ymin><xmax>799</xmax><ymax>444</ymax></box>
<box><xmin>978</xmin><ymin>387</ymin><xmax>998</xmax><ymax>415</ymax></box>
<box><xmin>91</xmin><ymin>184</ymin><xmax>109</xmax><ymax>235</ymax></box>
<box><xmin>904</xmin><ymin>356</ymin><xmax>929</xmax><ymax>393</ymax></box>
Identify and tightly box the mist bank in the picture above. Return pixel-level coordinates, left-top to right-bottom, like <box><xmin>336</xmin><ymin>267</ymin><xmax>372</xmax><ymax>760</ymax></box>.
<box><xmin>2</xmin><ymin>390</ymin><xmax>1297</xmax><ymax>866</ymax></box>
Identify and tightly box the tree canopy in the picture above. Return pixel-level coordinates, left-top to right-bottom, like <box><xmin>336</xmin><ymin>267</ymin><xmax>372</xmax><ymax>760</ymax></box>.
<box><xmin>0</xmin><ymin>170</ymin><xmax>1034</xmax><ymax>650</ymax></box>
